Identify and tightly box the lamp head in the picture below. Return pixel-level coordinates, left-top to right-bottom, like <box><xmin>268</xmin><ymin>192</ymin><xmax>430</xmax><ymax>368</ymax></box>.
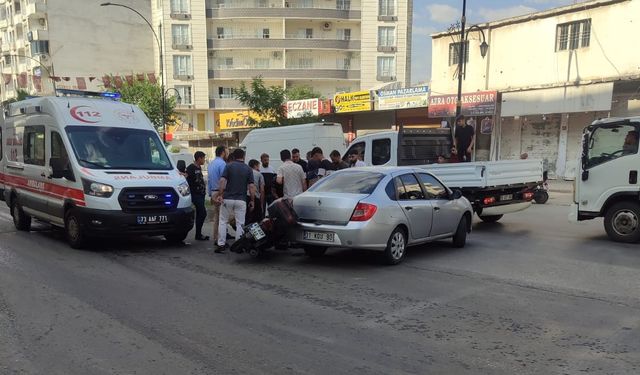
<box><xmin>480</xmin><ymin>41</ymin><xmax>489</xmax><ymax>58</ymax></box>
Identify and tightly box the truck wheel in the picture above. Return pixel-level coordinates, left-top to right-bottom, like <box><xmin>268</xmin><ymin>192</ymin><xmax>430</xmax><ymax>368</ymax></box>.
<box><xmin>534</xmin><ymin>191</ymin><xmax>549</xmax><ymax>204</ymax></box>
<box><xmin>479</xmin><ymin>214</ymin><xmax>503</xmax><ymax>223</ymax></box>
<box><xmin>383</xmin><ymin>227</ymin><xmax>407</xmax><ymax>265</ymax></box>
<box><xmin>65</xmin><ymin>209</ymin><xmax>86</xmax><ymax>249</ymax></box>
<box><xmin>11</xmin><ymin>199</ymin><xmax>31</xmax><ymax>231</ymax></box>
<box><xmin>604</xmin><ymin>202</ymin><xmax>640</xmax><ymax>243</ymax></box>
<box><xmin>452</xmin><ymin>215</ymin><xmax>468</xmax><ymax>248</ymax></box>
<box><xmin>165</xmin><ymin>232</ymin><xmax>189</xmax><ymax>244</ymax></box>
<box><xmin>304</xmin><ymin>245</ymin><xmax>327</xmax><ymax>258</ymax></box>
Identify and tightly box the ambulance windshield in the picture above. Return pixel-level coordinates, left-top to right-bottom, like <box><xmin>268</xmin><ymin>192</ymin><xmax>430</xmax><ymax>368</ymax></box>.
<box><xmin>66</xmin><ymin>126</ymin><xmax>172</xmax><ymax>170</ymax></box>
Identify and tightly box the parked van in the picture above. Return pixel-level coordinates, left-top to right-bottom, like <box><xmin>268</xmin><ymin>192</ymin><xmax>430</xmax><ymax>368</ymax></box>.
<box><xmin>0</xmin><ymin>91</ymin><xmax>194</xmax><ymax>248</ymax></box>
<box><xmin>241</xmin><ymin>122</ymin><xmax>347</xmax><ymax>168</ymax></box>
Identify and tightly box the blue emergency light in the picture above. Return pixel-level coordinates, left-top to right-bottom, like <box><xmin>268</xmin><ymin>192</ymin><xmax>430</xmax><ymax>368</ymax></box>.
<box><xmin>56</xmin><ymin>89</ymin><xmax>122</xmax><ymax>101</ymax></box>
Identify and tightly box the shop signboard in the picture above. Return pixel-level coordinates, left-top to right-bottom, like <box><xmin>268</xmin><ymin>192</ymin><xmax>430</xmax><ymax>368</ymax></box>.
<box><xmin>428</xmin><ymin>91</ymin><xmax>498</xmax><ymax>118</ymax></box>
<box><xmin>219</xmin><ymin>111</ymin><xmax>262</xmax><ymax>131</ymax></box>
<box><xmin>377</xmin><ymin>85</ymin><xmax>429</xmax><ymax>110</ymax></box>
<box><xmin>286</xmin><ymin>98</ymin><xmax>332</xmax><ymax>119</ymax></box>
<box><xmin>333</xmin><ymin>90</ymin><xmax>372</xmax><ymax>113</ymax></box>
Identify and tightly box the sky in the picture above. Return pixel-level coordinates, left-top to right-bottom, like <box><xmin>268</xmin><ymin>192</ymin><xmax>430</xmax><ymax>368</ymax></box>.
<box><xmin>411</xmin><ymin>0</ymin><xmax>588</xmax><ymax>84</ymax></box>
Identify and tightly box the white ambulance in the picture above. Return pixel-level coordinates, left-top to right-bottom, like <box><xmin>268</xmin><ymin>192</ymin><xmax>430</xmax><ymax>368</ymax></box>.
<box><xmin>0</xmin><ymin>91</ymin><xmax>194</xmax><ymax>248</ymax></box>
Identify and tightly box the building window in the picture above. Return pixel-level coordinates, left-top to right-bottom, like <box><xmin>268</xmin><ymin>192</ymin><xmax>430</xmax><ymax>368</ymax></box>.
<box><xmin>172</xmin><ymin>25</ymin><xmax>191</xmax><ymax>46</ymax></box>
<box><xmin>305</xmin><ymin>28</ymin><xmax>313</xmax><ymax>39</ymax></box>
<box><xmin>448</xmin><ymin>41</ymin><xmax>469</xmax><ymax>66</ymax></box>
<box><xmin>337</xmin><ymin>28</ymin><xmax>351</xmax><ymax>41</ymax></box>
<box><xmin>217</xmin><ymin>57</ymin><xmax>233</xmax><ymax>69</ymax></box>
<box><xmin>176</xmin><ymin>86</ymin><xmax>192</xmax><ymax>105</ymax></box>
<box><xmin>262</xmin><ymin>28</ymin><xmax>270</xmax><ymax>39</ymax></box>
<box><xmin>254</xmin><ymin>58</ymin><xmax>270</xmax><ymax>69</ymax></box>
<box><xmin>219</xmin><ymin>87</ymin><xmax>236</xmax><ymax>99</ymax></box>
<box><xmin>379</xmin><ymin>0</ymin><xmax>395</xmax><ymax>16</ymax></box>
<box><xmin>173</xmin><ymin>55</ymin><xmax>192</xmax><ymax>76</ymax></box>
<box><xmin>170</xmin><ymin>0</ymin><xmax>190</xmax><ymax>14</ymax></box>
<box><xmin>336</xmin><ymin>86</ymin><xmax>351</xmax><ymax>93</ymax></box>
<box><xmin>378</xmin><ymin>27</ymin><xmax>395</xmax><ymax>47</ymax></box>
<box><xmin>337</xmin><ymin>0</ymin><xmax>351</xmax><ymax>10</ymax></box>
<box><xmin>299</xmin><ymin>58</ymin><xmax>313</xmax><ymax>69</ymax></box>
<box><xmin>256</xmin><ymin>0</ymin><xmax>268</xmax><ymax>7</ymax></box>
<box><xmin>556</xmin><ymin>19</ymin><xmax>591</xmax><ymax>51</ymax></box>
<box><xmin>377</xmin><ymin>56</ymin><xmax>395</xmax><ymax>78</ymax></box>
<box><xmin>23</xmin><ymin>126</ymin><xmax>45</xmax><ymax>166</ymax></box>
<box><xmin>30</xmin><ymin>40</ymin><xmax>49</xmax><ymax>56</ymax></box>
<box><xmin>337</xmin><ymin>57</ymin><xmax>351</xmax><ymax>70</ymax></box>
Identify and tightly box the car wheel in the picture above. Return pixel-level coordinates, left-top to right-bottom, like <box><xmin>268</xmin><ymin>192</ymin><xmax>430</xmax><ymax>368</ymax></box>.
<box><xmin>65</xmin><ymin>209</ymin><xmax>86</xmax><ymax>249</ymax></box>
<box><xmin>534</xmin><ymin>191</ymin><xmax>549</xmax><ymax>204</ymax></box>
<box><xmin>452</xmin><ymin>215</ymin><xmax>468</xmax><ymax>248</ymax></box>
<box><xmin>11</xmin><ymin>198</ymin><xmax>31</xmax><ymax>231</ymax></box>
<box><xmin>304</xmin><ymin>245</ymin><xmax>327</xmax><ymax>258</ymax></box>
<box><xmin>383</xmin><ymin>227</ymin><xmax>407</xmax><ymax>265</ymax></box>
<box><xmin>479</xmin><ymin>214</ymin><xmax>503</xmax><ymax>223</ymax></box>
<box><xmin>165</xmin><ymin>232</ymin><xmax>189</xmax><ymax>244</ymax></box>
<box><xmin>604</xmin><ymin>201</ymin><xmax>640</xmax><ymax>243</ymax></box>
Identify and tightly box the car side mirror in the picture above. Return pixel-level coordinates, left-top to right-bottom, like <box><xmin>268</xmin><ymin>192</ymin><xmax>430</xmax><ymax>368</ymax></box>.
<box><xmin>581</xmin><ymin>170</ymin><xmax>589</xmax><ymax>181</ymax></box>
<box><xmin>176</xmin><ymin>160</ymin><xmax>186</xmax><ymax>173</ymax></box>
<box><xmin>452</xmin><ymin>189</ymin><xmax>463</xmax><ymax>200</ymax></box>
<box><xmin>50</xmin><ymin>157</ymin><xmax>75</xmax><ymax>181</ymax></box>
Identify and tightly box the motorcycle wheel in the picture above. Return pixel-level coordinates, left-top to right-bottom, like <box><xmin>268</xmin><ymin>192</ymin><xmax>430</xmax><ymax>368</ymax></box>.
<box><xmin>534</xmin><ymin>191</ymin><xmax>549</xmax><ymax>204</ymax></box>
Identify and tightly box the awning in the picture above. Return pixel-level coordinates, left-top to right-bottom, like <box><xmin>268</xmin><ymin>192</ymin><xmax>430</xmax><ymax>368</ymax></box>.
<box><xmin>501</xmin><ymin>82</ymin><xmax>614</xmax><ymax>116</ymax></box>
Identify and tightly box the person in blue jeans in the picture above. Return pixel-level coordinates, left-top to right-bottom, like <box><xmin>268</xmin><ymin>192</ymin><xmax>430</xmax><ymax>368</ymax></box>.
<box><xmin>186</xmin><ymin>151</ymin><xmax>208</xmax><ymax>241</ymax></box>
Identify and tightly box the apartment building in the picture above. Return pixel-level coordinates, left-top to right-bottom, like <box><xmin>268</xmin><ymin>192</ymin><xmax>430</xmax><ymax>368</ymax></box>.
<box><xmin>152</xmin><ymin>0</ymin><xmax>412</xmax><ymax>132</ymax></box>
<box><xmin>0</xmin><ymin>0</ymin><xmax>154</xmax><ymax>102</ymax></box>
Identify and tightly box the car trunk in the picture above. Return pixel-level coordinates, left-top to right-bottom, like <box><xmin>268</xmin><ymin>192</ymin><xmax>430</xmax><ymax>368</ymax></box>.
<box><xmin>293</xmin><ymin>192</ymin><xmax>368</xmax><ymax>225</ymax></box>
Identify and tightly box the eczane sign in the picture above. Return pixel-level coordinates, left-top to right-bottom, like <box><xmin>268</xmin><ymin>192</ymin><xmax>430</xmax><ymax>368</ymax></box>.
<box><xmin>286</xmin><ymin>98</ymin><xmax>331</xmax><ymax>119</ymax></box>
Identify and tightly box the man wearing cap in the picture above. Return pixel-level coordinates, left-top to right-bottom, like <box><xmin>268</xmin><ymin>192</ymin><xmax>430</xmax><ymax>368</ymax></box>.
<box><xmin>454</xmin><ymin>114</ymin><xmax>475</xmax><ymax>162</ymax></box>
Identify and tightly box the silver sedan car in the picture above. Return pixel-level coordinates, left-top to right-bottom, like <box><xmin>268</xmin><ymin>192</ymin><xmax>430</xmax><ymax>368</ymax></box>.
<box><xmin>293</xmin><ymin>167</ymin><xmax>473</xmax><ymax>265</ymax></box>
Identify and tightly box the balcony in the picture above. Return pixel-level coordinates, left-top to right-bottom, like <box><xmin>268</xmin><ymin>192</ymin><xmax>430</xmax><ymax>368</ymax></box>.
<box><xmin>209</xmin><ymin>68</ymin><xmax>360</xmax><ymax>80</ymax></box>
<box><xmin>206</xmin><ymin>5</ymin><xmax>361</xmax><ymax>20</ymax></box>
<box><xmin>25</xmin><ymin>1</ymin><xmax>46</xmax><ymax>18</ymax></box>
<box><xmin>28</xmin><ymin>29</ymin><xmax>48</xmax><ymax>41</ymax></box>
<box><xmin>0</xmin><ymin>18</ymin><xmax>7</xmax><ymax>29</ymax></box>
<box><xmin>209</xmin><ymin>98</ymin><xmax>244</xmax><ymax>109</ymax></box>
<box><xmin>1</xmin><ymin>42</ymin><xmax>9</xmax><ymax>53</ymax></box>
<box><xmin>208</xmin><ymin>36</ymin><xmax>360</xmax><ymax>50</ymax></box>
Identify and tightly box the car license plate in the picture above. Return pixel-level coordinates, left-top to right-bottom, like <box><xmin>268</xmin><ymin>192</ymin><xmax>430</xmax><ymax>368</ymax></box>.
<box><xmin>248</xmin><ymin>223</ymin><xmax>266</xmax><ymax>240</ymax></box>
<box><xmin>136</xmin><ymin>215</ymin><xmax>169</xmax><ymax>225</ymax></box>
<box><xmin>500</xmin><ymin>194</ymin><xmax>513</xmax><ymax>201</ymax></box>
<box><xmin>303</xmin><ymin>231</ymin><xmax>335</xmax><ymax>243</ymax></box>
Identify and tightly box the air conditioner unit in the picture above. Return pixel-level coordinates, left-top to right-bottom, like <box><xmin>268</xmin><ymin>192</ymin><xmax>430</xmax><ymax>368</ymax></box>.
<box><xmin>38</xmin><ymin>18</ymin><xmax>46</xmax><ymax>26</ymax></box>
<box><xmin>272</xmin><ymin>51</ymin><xmax>282</xmax><ymax>59</ymax></box>
<box><xmin>322</xmin><ymin>22</ymin><xmax>332</xmax><ymax>31</ymax></box>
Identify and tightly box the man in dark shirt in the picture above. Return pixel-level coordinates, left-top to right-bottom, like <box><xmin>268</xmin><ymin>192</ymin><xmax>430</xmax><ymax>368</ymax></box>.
<box><xmin>186</xmin><ymin>151</ymin><xmax>208</xmax><ymax>241</ymax></box>
<box><xmin>329</xmin><ymin>150</ymin><xmax>349</xmax><ymax>170</ymax></box>
<box><xmin>292</xmin><ymin>148</ymin><xmax>308</xmax><ymax>173</ymax></box>
<box><xmin>307</xmin><ymin>147</ymin><xmax>334</xmax><ymax>186</ymax></box>
<box><xmin>214</xmin><ymin>148</ymin><xmax>256</xmax><ymax>253</ymax></box>
<box><xmin>454</xmin><ymin>114</ymin><xmax>475</xmax><ymax>162</ymax></box>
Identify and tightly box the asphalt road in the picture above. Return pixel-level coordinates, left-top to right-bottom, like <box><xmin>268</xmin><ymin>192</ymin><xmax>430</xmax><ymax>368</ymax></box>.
<box><xmin>1</xmin><ymin>192</ymin><xmax>639</xmax><ymax>375</ymax></box>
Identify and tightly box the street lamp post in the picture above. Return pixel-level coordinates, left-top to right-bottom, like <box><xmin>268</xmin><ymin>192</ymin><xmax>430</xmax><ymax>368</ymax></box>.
<box><xmin>455</xmin><ymin>1</ymin><xmax>489</xmax><ymax>118</ymax></box>
<box><xmin>100</xmin><ymin>2</ymin><xmax>167</xmax><ymax>142</ymax></box>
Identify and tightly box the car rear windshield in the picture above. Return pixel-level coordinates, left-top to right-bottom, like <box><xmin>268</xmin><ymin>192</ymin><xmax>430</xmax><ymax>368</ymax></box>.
<box><xmin>310</xmin><ymin>171</ymin><xmax>384</xmax><ymax>194</ymax></box>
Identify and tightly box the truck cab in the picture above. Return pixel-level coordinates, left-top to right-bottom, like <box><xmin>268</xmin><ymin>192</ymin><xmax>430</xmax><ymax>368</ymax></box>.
<box><xmin>572</xmin><ymin>116</ymin><xmax>640</xmax><ymax>242</ymax></box>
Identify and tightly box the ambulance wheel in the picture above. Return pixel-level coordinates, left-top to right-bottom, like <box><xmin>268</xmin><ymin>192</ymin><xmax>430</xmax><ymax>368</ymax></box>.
<box><xmin>65</xmin><ymin>209</ymin><xmax>87</xmax><ymax>249</ymax></box>
<box><xmin>11</xmin><ymin>199</ymin><xmax>31</xmax><ymax>231</ymax></box>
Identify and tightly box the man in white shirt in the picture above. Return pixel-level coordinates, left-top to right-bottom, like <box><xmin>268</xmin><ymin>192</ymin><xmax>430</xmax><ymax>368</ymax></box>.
<box><xmin>276</xmin><ymin>149</ymin><xmax>307</xmax><ymax>199</ymax></box>
<box><xmin>348</xmin><ymin>150</ymin><xmax>366</xmax><ymax>167</ymax></box>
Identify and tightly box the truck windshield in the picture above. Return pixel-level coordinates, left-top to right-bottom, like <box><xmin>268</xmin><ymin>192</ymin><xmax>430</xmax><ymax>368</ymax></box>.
<box><xmin>585</xmin><ymin>124</ymin><xmax>639</xmax><ymax>169</ymax></box>
<box><xmin>66</xmin><ymin>126</ymin><xmax>172</xmax><ymax>170</ymax></box>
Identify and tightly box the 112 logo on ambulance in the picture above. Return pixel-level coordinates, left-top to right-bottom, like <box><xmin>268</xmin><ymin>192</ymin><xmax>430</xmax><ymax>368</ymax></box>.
<box><xmin>70</xmin><ymin>106</ymin><xmax>102</xmax><ymax>124</ymax></box>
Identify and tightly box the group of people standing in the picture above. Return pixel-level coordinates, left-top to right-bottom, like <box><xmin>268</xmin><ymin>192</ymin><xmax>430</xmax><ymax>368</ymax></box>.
<box><xmin>183</xmin><ymin>145</ymin><xmax>365</xmax><ymax>253</ymax></box>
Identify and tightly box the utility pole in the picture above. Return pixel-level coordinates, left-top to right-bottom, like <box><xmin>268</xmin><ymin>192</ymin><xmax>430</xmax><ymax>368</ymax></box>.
<box><xmin>455</xmin><ymin>0</ymin><xmax>467</xmax><ymax>118</ymax></box>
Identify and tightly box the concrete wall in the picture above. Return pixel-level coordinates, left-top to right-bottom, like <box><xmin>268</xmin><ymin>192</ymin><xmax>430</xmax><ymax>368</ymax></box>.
<box><xmin>47</xmin><ymin>0</ymin><xmax>154</xmax><ymax>78</ymax></box>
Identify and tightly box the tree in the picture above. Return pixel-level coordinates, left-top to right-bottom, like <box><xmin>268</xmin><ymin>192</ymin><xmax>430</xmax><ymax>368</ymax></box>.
<box><xmin>285</xmin><ymin>85</ymin><xmax>324</xmax><ymax>101</ymax></box>
<box><xmin>236</xmin><ymin>78</ymin><xmax>325</xmax><ymax>128</ymax></box>
<box><xmin>108</xmin><ymin>76</ymin><xmax>178</xmax><ymax>132</ymax></box>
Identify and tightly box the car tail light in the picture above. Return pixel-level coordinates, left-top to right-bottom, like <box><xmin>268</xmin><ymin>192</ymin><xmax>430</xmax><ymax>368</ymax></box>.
<box><xmin>523</xmin><ymin>191</ymin><xmax>534</xmax><ymax>201</ymax></box>
<box><xmin>483</xmin><ymin>197</ymin><xmax>496</xmax><ymax>206</ymax></box>
<box><xmin>350</xmin><ymin>203</ymin><xmax>377</xmax><ymax>222</ymax></box>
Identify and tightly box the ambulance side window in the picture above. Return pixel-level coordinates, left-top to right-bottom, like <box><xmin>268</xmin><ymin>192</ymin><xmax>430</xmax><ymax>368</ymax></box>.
<box><xmin>24</xmin><ymin>126</ymin><xmax>45</xmax><ymax>166</ymax></box>
<box><xmin>51</xmin><ymin>132</ymin><xmax>68</xmax><ymax>160</ymax></box>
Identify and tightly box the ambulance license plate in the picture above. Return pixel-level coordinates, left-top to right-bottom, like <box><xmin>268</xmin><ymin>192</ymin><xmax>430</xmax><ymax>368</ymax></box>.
<box><xmin>137</xmin><ymin>215</ymin><xmax>169</xmax><ymax>225</ymax></box>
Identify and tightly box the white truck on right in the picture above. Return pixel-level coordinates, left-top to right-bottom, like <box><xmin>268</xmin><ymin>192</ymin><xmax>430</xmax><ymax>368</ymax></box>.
<box><xmin>571</xmin><ymin>116</ymin><xmax>640</xmax><ymax>242</ymax></box>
